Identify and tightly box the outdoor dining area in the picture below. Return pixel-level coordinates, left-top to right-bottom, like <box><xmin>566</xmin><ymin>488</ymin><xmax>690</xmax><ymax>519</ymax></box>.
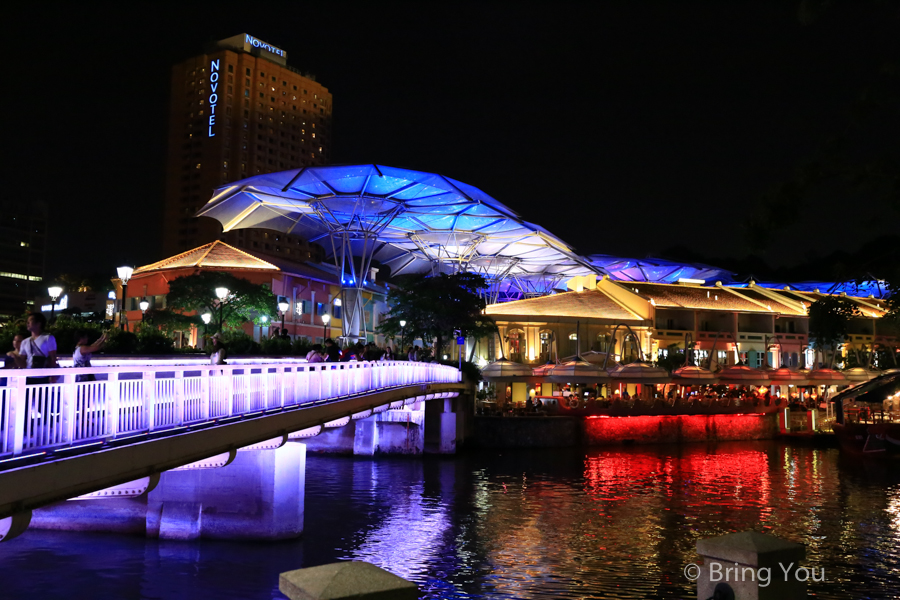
<box><xmin>478</xmin><ymin>348</ymin><xmax>888</xmax><ymax>420</ymax></box>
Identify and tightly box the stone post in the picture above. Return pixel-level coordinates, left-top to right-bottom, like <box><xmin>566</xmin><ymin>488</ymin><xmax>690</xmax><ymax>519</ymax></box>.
<box><xmin>695</xmin><ymin>531</ymin><xmax>806</xmax><ymax>600</ymax></box>
<box><xmin>280</xmin><ymin>561</ymin><xmax>418</xmax><ymax>600</ymax></box>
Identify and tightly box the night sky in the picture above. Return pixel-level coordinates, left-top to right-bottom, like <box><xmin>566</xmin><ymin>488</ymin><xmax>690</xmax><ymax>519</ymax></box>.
<box><xmin>7</xmin><ymin>2</ymin><xmax>899</xmax><ymax>278</ymax></box>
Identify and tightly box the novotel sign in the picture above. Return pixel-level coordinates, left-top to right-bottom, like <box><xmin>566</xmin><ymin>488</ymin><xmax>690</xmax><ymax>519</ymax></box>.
<box><xmin>244</xmin><ymin>34</ymin><xmax>285</xmax><ymax>57</ymax></box>
<box><xmin>208</xmin><ymin>59</ymin><xmax>220</xmax><ymax>137</ymax></box>
<box><xmin>216</xmin><ymin>33</ymin><xmax>288</xmax><ymax>65</ymax></box>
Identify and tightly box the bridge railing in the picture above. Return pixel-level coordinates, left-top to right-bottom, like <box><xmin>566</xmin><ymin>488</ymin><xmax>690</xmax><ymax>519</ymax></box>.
<box><xmin>0</xmin><ymin>361</ymin><xmax>460</xmax><ymax>458</ymax></box>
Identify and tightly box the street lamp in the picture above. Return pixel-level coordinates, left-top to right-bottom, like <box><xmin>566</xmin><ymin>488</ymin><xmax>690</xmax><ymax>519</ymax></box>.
<box><xmin>278</xmin><ymin>300</ymin><xmax>290</xmax><ymax>336</ymax></box>
<box><xmin>201</xmin><ymin>313</ymin><xmax>212</xmax><ymax>346</ymax></box>
<box><xmin>47</xmin><ymin>286</ymin><xmax>63</xmax><ymax>324</ymax></box>
<box><xmin>214</xmin><ymin>287</ymin><xmax>229</xmax><ymax>333</ymax></box>
<box><xmin>399</xmin><ymin>319</ymin><xmax>407</xmax><ymax>351</ymax></box>
<box><xmin>117</xmin><ymin>266</ymin><xmax>133</xmax><ymax>331</ymax></box>
<box><xmin>139</xmin><ymin>299</ymin><xmax>149</xmax><ymax>322</ymax></box>
<box><xmin>321</xmin><ymin>313</ymin><xmax>330</xmax><ymax>339</ymax></box>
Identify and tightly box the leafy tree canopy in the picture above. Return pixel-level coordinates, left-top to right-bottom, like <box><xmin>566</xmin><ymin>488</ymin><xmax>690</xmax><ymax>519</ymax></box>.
<box><xmin>165</xmin><ymin>272</ymin><xmax>277</xmax><ymax>332</ymax></box>
<box><xmin>377</xmin><ymin>272</ymin><xmax>496</xmax><ymax>354</ymax></box>
<box><xmin>808</xmin><ymin>296</ymin><xmax>861</xmax><ymax>353</ymax></box>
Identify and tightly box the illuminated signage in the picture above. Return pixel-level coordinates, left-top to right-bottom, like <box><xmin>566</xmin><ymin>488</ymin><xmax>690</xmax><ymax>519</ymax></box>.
<box><xmin>244</xmin><ymin>34</ymin><xmax>285</xmax><ymax>57</ymax></box>
<box><xmin>216</xmin><ymin>33</ymin><xmax>287</xmax><ymax>66</ymax></box>
<box><xmin>208</xmin><ymin>59</ymin><xmax>220</xmax><ymax>137</ymax></box>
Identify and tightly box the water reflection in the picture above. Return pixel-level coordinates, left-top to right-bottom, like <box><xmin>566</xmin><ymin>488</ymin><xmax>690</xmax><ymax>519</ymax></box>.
<box><xmin>1</xmin><ymin>442</ymin><xmax>899</xmax><ymax>599</ymax></box>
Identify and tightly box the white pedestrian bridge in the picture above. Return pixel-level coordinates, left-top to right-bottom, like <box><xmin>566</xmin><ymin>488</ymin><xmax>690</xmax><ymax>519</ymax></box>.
<box><xmin>0</xmin><ymin>359</ymin><xmax>464</xmax><ymax>540</ymax></box>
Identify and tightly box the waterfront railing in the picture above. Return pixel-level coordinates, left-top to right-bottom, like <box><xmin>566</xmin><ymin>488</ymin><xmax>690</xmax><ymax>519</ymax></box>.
<box><xmin>0</xmin><ymin>361</ymin><xmax>460</xmax><ymax>458</ymax></box>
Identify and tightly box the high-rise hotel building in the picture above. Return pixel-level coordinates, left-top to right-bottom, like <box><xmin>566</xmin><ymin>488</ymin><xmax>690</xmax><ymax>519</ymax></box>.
<box><xmin>162</xmin><ymin>34</ymin><xmax>332</xmax><ymax>258</ymax></box>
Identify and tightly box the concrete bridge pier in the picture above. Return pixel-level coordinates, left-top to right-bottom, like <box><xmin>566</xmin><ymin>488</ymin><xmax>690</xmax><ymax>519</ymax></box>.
<box><xmin>304</xmin><ymin>391</ymin><xmax>474</xmax><ymax>456</ymax></box>
<box><xmin>148</xmin><ymin>442</ymin><xmax>306</xmax><ymax>540</ymax></box>
<box><xmin>28</xmin><ymin>443</ymin><xmax>307</xmax><ymax>540</ymax></box>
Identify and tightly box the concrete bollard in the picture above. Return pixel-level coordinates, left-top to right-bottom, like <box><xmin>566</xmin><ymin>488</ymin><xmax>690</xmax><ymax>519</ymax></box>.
<box><xmin>280</xmin><ymin>561</ymin><xmax>418</xmax><ymax>600</ymax></box>
<box><xmin>695</xmin><ymin>531</ymin><xmax>807</xmax><ymax>599</ymax></box>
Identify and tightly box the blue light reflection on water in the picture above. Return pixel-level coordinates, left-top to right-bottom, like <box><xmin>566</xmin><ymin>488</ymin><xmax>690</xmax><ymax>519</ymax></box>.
<box><xmin>1</xmin><ymin>442</ymin><xmax>900</xmax><ymax>599</ymax></box>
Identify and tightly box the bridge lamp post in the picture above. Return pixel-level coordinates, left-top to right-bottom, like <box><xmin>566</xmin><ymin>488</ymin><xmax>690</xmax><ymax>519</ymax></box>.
<box><xmin>47</xmin><ymin>286</ymin><xmax>63</xmax><ymax>324</ymax></box>
<box><xmin>321</xmin><ymin>313</ymin><xmax>330</xmax><ymax>339</ymax></box>
<box><xmin>116</xmin><ymin>266</ymin><xmax>133</xmax><ymax>331</ymax></box>
<box><xmin>139</xmin><ymin>299</ymin><xmax>149</xmax><ymax>322</ymax></box>
<box><xmin>278</xmin><ymin>300</ymin><xmax>290</xmax><ymax>336</ymax></box>
<box><xmin>214</xmin><ymin>287</ymin><xmax>229</xmax><ymax>333</ymax></box>
<box><xmin>201</xmin><ymin>313</ymin><xmax>211</xmax><ymax>347</ymax></box>
<box><xmin>399</xmin><ymin>320</ymin><xmax>406</xmax><ymax>351</ymax></box>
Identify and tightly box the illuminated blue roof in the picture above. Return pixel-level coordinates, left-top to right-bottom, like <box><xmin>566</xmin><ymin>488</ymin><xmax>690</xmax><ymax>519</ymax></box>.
<box><xmin>197</xmin><ymin>165</ymin><xmax>596</xmax><ymax>287</ymax></box>
<box><xmin>586</xmin><ymin>255</ymin><xmax>735</xmax><ymax>284</ymax></box>
<box><xmin>734</xmin><ymin>280</ymin><xmax>891</xmax><ymax>299</ymax></box>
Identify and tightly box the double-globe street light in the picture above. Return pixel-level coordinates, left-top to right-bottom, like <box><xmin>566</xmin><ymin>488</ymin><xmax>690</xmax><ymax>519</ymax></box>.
<box><xmin>48</xmin><ymin>286</ymin><xmax>63</xmax><ymax>324</ymax></box>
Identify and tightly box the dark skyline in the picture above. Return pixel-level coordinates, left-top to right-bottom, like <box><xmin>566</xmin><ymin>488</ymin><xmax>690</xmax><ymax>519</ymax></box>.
<box><xmin>7</xmin><ymin>2</ymin><xmax>899</xmax><ymax>279</ymax></box>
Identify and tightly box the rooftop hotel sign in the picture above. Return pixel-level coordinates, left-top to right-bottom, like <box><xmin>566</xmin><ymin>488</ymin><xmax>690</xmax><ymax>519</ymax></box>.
<box><xmin>216</xmin><ymin>33</ymin><xmax>288</xmax><ymax>66</ymax></box>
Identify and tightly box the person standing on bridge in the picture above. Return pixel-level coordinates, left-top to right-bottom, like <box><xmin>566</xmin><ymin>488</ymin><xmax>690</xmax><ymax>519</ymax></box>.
<box><xmin>306</xmin><ymin>344</ymin><xmax>325</xmax><ymax>363</ymax></box>
<box><xmin>323</xmin><ymin>338</ymin><xmax>340</xmax><ymax>362</ymax></box>
<box><xmin>17</xmin><ymin>313</ymin><xmax>58</xmax><ymax>384</ymax></box>
<box><xmin>73</xmin><ymin>329</ymin><xmax>107</xmax><ymax>382</ymax></box>
<box><xmin>210</xmin><ymin>334</ymin><xmax>227</xmax><ymax>365</ymax></box>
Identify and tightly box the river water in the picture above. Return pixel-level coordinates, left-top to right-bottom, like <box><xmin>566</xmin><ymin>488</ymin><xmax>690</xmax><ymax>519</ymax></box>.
<box><xmin>1</xmin><ymin>441</ymin><xmax>899</xmax><ymax>599</ymax></box>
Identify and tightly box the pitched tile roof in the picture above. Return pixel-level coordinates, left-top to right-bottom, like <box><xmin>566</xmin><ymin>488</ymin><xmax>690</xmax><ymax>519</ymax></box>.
<box><xmin>623</xmin><ymin>282</ymin><xmax>772</xmax><ymax>313</ymax></box>
<box><xmin>783</xmin><ymin>290</ymin><xmax>887</xmax><ymax>319</ymax></box>
<box><xmin>485</xmin><ymin>289</ymin><xmax>643</xmax><ymax>321</ymax></box>
<box><xmin>133</xmin><ymin>241</ymin><xmax>279</xmax><ymax>274</ymax></box>
<box><xmin>733</xmin><ymin>288</ymin><xmax>807</xmax><ymax>316</ymax></box>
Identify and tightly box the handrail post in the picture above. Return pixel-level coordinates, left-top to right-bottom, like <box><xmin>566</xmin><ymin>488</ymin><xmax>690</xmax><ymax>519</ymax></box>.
<box><xmin>224</xmin><ymin>365</ymin><xmax>234</xmax><ymax>416</ymax></box>
<box><xmin>200</xmin><ymin>369</ymin><xmax>210</xmax><ymax>420</ymax></box>
<box><xmin>108</xmin><ymin>372</ymin><xmax>120</xmax><ymax>437</ymax></box>
<box><xmin>11</xmin><ymin>376</ymin><xmax>27</xmax><ymax>455</ymax></box>
<box><xmin>275</xmin><ymin>366</ymin><xmax>285</xmax><ymax>407</ymax></box>
<box><xmin>62</xmin><ymin>374</ymin><xmax>77</xmax><ymax>445</ymax></box>
<box><xmin>143</xmin><ymin>371</ymin><xmax>155</xmax><ymax>431</ymax></box>
<box><xmin>175</xmin><ymin>370</ymin><xmax>185</xmax><ymax>425</ymax></box>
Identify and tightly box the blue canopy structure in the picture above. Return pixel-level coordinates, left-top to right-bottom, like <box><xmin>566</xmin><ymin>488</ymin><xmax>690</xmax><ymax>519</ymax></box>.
<box><xmin>197</xmin><ymin>165</ymin><xmax>598</xmax><ymax>336</ymax></box>
<box><xmin>586</xmin><ymin>255</ymin><xmax>735</xmax><ymax>284</ymax></box>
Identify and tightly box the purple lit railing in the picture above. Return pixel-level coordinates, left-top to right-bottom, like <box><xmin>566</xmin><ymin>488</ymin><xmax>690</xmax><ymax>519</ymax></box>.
<box><xmin>0</xmin><ymin>361</ymin><xmax>460</xmax><ymax>457</ymax></box>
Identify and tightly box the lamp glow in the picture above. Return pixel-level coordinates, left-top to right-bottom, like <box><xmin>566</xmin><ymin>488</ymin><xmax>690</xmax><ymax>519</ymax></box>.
<box><xmin>399</xmin><ymin>320</ymin><xmax>407</xmax><ymax>327</ymax></box>
<box><xmin>334</xmin><ymin>298</ymin><xmax>342</xmax><ymax>307</ymax></box>
<box><xmin>321</xmin><ymin>313</ymin><xmax>331</xmax><ymax>325</ymax></box>
<box><xmin>278</xmin><ymin>301</ymin><xmax>290</xmax><ymax>312</ymax></box>
<box><xmin>201</xmin><ymin>313</ymin><xmax>212</xmax><ymax>324</ymax></box>
<box><xmin>48</xmin><ymin>286</ymin><xmax>63</xmax><ymax>300</ymax></box>
<box><xmin>261</xmin><ymin>316</ymin><xmax>268</xmax><ymax>323</ymax></box>
<box><xmin>116</xmin><ymin>266</ymin><xmax>133</xmax><ymax>283</ymax></box>
<box><xmin>215</xmin><ymin>287</ymin><xmax>229</xmax><ymax>301</ymax></box>
<box><xmin>139</xmin><ymin>300</ymin><xmax>149</xmax><ymax>311</ymax></box>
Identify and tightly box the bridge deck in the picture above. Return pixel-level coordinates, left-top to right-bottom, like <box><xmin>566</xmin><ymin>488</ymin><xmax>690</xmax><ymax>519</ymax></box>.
<box><xmin>0</xmin><ymin>361</ymin><xmax>461</xmax><ymax>519</ymax></box>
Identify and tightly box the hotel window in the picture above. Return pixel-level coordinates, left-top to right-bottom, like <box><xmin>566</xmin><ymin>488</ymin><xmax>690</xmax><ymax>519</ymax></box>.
<box><xmin>717</xmin><ymin>350</ymin><xmax>728</xmax><ymax>365</ymax></box>
<box><xmin>260</xmin><ymin>72</ymin><xmax>265</xmax><ymax>77</ymax></box>
<box><xmin>246</xmin><ymin>68</ymin><xmax>251</xmax><ymax>75</ymax></box>
<box><xmin>228</xmin><ymin>65</ymin><xmax>233</xmax><ymax>73</ymax></box>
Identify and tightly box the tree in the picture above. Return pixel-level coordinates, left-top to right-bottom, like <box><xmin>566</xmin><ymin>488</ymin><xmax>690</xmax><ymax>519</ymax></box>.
<box><xmin>377</xmin><ymin>272</ymin><xmax>497</xmax><ymax>357</ymax></box>
<box><xmin>165</xmin><ymin>272</ymin><xmax>277</xmax><ymax>333</ymax></box>
<box><xmin>807</xmin><ymin>296</ymin><xmax>860</xmax><ymax>367</ymax></box>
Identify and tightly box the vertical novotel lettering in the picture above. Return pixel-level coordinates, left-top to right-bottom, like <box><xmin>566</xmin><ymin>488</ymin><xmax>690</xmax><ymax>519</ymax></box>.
<box><xmin>208</xmin><ymin>59</ymin><xmax>219</xmax><ymax>137</ymax></box>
